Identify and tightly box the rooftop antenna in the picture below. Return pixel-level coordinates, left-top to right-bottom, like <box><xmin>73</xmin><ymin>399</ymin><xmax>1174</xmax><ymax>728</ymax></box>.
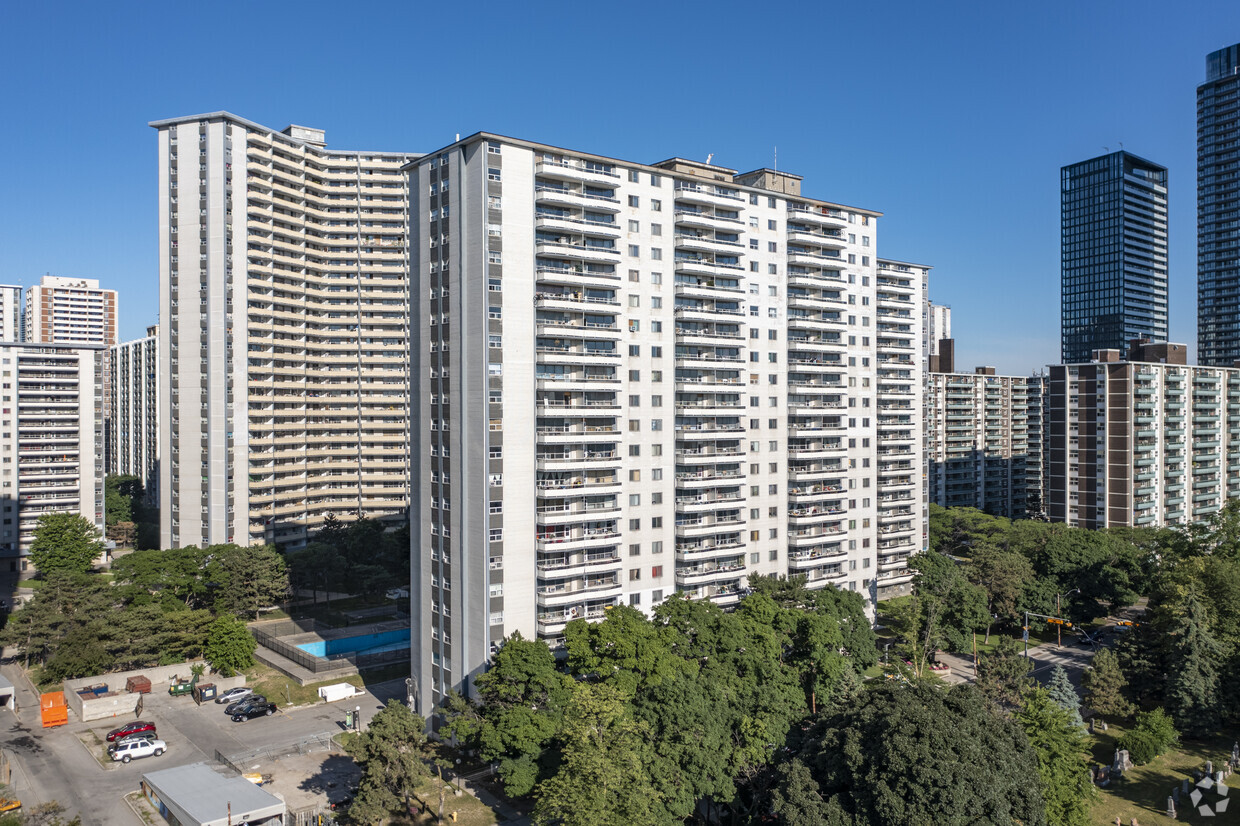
<box><xmin>774</xmin><ymin>146</ymin><xmax>777</xmax><ymax>174</ymax></box>
<box><xmin>1119</xmin><ymin>141</ymin><xmax>1124</xmax><ymax>150</ymax></box>
<box><xmin>1103</xmin><ymin>146</ymin><xmax>1109</xmax><ymax>153</ymax></box>
<box><xmin>706</xmin><ymin>153</ymin><xmax>714</xmax><ymax>166</ymax></box>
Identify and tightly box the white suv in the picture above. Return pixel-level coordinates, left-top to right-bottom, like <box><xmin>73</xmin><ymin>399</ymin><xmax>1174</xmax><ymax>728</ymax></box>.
<box><xmin>109</xmin><ymin>737</ymin><xmax>167</xmax><ymax>763</ymax></box>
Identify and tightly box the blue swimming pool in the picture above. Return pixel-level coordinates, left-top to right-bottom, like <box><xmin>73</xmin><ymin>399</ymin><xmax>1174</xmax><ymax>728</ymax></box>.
<box><xmin>296</xmin><ymin>629</ymin><xmax>409</xmax><ymax>659</ymax></box>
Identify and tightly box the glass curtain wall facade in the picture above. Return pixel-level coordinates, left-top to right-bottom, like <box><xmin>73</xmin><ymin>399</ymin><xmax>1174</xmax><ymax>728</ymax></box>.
<box><xmin>1198</xmin><ymin>43</ymin><xmax>1240</xmax><ymax>366</ymax></box>
<box><xmin>1061</xmin><ymin>151</ymin><xmax>1168</xmax><ymax>363</ymax></box>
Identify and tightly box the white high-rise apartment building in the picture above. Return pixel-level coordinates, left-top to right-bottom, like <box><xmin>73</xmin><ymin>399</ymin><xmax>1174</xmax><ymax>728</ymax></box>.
<box><xmin>24</xmin><ymin>276</ymin><xmax>118</xmax><ymax>347</ymax></box>
<box><xmin>0</xmin><ymin>286</ymin><xmax>22</xmax><ymax>342</ymax></box>
<box><xmin>150</xmin><ymin>112</ymin><xmax>418</xmax><ymax>550</ymax></box>
<box><xmin>110</xmin><ymin>325</ymin><xmax>160</xmax><ymax>505</ymax></box>
<box><xmin>925</xmin><ymin>302</ymin><xmax>951</xmax><ymax>361</ymax></box>
<box><xmin>0</xmin><ymin>344</ymin><xmax>104</xmax><ymax>569</ymax></box>
<box><xmin>406</xmin><ymin>134</ymin><xmax>925</xmax><ymax>708</ymax></box>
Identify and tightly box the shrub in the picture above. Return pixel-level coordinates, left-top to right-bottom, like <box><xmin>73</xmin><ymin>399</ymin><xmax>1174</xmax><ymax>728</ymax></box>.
<box><xmin>1135</xmin><ymin>707</ymin><xmax>1179</xmax><ymax>754</ymax></box>
<box><xmin>1116</xmin><ymin>729</ymin><xmax>1159</xmax><ymax>765</ymax></box>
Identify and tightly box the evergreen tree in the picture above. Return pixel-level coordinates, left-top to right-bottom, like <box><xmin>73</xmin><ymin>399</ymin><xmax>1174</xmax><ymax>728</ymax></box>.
<box><xmin>1045</xmin><ymin>665</ymin><xmax>1084</xmax><ymax>728</ymax></box>
<box><xmin>1016</xmin><ymin>689</ymin><xmax>1094</xmax><ymax>826</ymax></box>
<box><xmin>1166</xmin><ymin>590</ymin><xmax>1225</xmax><ymax>735</ymax></box>
<box><xmin>1081</xmin><ymin>647</ymin><xmax>1134</xmax><ymax>718</ymax></box>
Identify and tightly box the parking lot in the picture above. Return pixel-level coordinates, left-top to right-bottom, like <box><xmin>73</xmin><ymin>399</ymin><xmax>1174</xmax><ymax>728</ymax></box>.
<box><xmin>0</xmin><ymin>663</ymin><xmax>406</xmax><ymax>825</ymax></box>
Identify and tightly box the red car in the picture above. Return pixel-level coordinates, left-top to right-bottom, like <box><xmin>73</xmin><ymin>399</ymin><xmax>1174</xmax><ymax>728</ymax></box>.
<box><xmin>106</xmin><ymin>721</ymin><xmax>156</xmax><ymax>742</ymax></box>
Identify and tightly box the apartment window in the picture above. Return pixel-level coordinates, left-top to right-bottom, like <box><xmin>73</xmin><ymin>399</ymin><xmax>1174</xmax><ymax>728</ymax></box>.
<box><xmin>488</xmin><ymin>168</ymin><xmax>502</xmax><ymax>182</ymax></box>
<box><xmin>651</xmin><ymin>444</ymin><xmax>663</xmax><ymax>456</ymax></box>
<box><xmin>489</xmin><ymin>501</ymin><xmax>503</xmax><ymax>514</ymax></box>
<box><xmin>767</xmin><ymin>219</ymin><xmax>776</xmax><ymax>230</ymax></box>
<box><xmin>750</xmin><ymin>262</ymin><xmax>759</xmax><ymax>272</ymax></box>
<box><xmin>651</xmin><ymin>199</ymin><xmax>661</xmax><ymax>211</ymax></box>
<box><xmin>628</xmin><ymin>245</ymin><xmax>640</xmax><ymax>257</ymax></box>
<box><xmin>629</xmin><ymin>296</ymin><xmax>641</xmax><ymax>308</ymax></box>
<box><xmin>651</xmin><ymin>272</ymin><xmax>662</xmax><ymax>285</ymax></box>
<box><xmin>630</xmin><ymin>543</ymin><xmax>641</xmax><ymax>556</ymax></box>
<box><xmin>629</xmin><ymin>393</ymin><xmax>641</xmax><ymax>406</ymax></box>
<box><xmin>488</xmin><ymin>529</ymin><xmax>503</xmax><ymax>542</ymax></box>
<box><xmin>629</xmin><ymin>170</ymin><xmax>641</xmax><ymax>183</ymax></box>
<box><xmin>652</xmin><ymin>541</ymin><xmax>663</xmax><ymax>554</ymax></box>
<box><xmin>651</xmin><ymin>320</ymin><xmax>662</xmax><ymax>332</ymax></box>
<box><xmin>651</xmin><ymin>517</ymin><xmax>663</xmax><ymax>528</ymax></box>
<box><xmin>651</xmin><ymin>492</ymin><xmax>662</xmax><ymax>504</ymax></box>
<box><xmin>651</xmin><ymin>346</ymin><xmax>662</xmax><ymax>358</ymax></box>
<box><xmin>630</xmin><ymin>594</ymin><xmax>642</xmax><ymax>607</ymax></box>
<box><xmin>487</xmin><ymin>142</ymin><xmax>501</xmax><ymax>154</ymax></box>
<box><xmin>630</xmin><ymin>470</ymin><xmax>641</xmax><ymax>481</ymax></box>
<box><xmin>751</xmin><ymin>530</ymin><xmax>760</xmax><ymax>541</ymax></box>
<box><xmin>629</xmin><ymin>196</ymin><xmax>640</xmax><ymax>207</ymax></box>
<box><xmin>629</xmin><ymin>445</ymin><xmax>641</xmax><ymax>457</ymax></box>
<box><xmin>749</xmin><ymin>194</ymin><xmax>759</xmax><ymax>205</ymax></box>
<box><xmin>629</xmin><ymin>269</ymin><xmax>640</xmax><ymax>283</ymax></box>
<box><xmin>629</xmin><ymin>568</ymin><xmax>641</xmax><ymax>582</ymax></box>
<box><xmin>629</xmin><ymin>519</ymin><xmax>641</xmax><ymax>530</ymax></box>
<box><xmin>651</xmin><ymin>370</ymin><xmax>662</xmax><ymax>382</ymax></box>
<box><xmin>750</xmin><ymin>552</ymin><xmax>760</xmax><ymax>564</ymax></box>
<box><xmin>651</xmin><ymin>419</ymin><xmax>662</xmax><ymax>431</ymax></box>
<box><xmin>629</xmin><ymin>421</ymin><xmax>641</xmax><ymax>432</ymax></box>
<box><xmin>651</xmin><ymin>248</ymin><xmax>662</xmax><ymax>261</ymax></box>
<box><xmin>768</xmin><ymin>264</ymin><xmax>777</xmax><ymax>275</ymax></box>
<box><xmin>651</xmin><ymin>395</ymin><xmax>662</xmax><ymax>407</ymax></box>
<box><xmin>651</xmin><ymin>223</ymin><xmax>662</xmax><ymax>236</ymax></box>
<box><xmin>629</xmin><ymin>369</ymin><xmax>640</xmax><ymax>381</ymax></box>
<box><xmin>630</xmin><ymin>494</ymin><xmax>641</xmax><ymax>506</ymax></box>
<box><xmin>629</xmin><ymin>220</ymin><xmax>640</xmax><ymax>232</ymax></box>
<box><xmin>488</xmin><ymin>305</ymin><xmax>502</xmax><ymax>319</ymax></box>
<box><xmin>488</xmin><ymin>335</ymin><xmax>502</xmax><ymax>348</ymax></box>
<box><xmin>768</xmin><ymin>242</ymin><xmax>777</xmax><ymax>253</ymax></box>
<box><xmin>651</xmin><ymin>468</ymin><xmax>662</xmax><ymax>481</ymax></box>
<box><xmin>650</xmin><ymin>174</ymin><xmax>661</xmax><ymax>186</ymax></box>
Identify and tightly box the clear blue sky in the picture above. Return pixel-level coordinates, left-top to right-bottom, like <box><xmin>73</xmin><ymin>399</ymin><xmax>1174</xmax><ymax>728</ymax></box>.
<box><xmin>2</xmin><ymin>1</ymin><xmax>1237</xmax><ymax>374</ymax></box>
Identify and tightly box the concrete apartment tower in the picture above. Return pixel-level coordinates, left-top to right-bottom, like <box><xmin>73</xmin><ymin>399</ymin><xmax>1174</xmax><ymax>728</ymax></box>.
<box><xmin>1198</xmin><ymin>43</ymin><xmax>1240</xmax><ymax>365</ymax></box>
<box><xmin>1046</xmin><ymin>342</ymin><xmax>1235</xmax><ymax>528</ymax></box>
<box><xmin>0</xmin><ymin>286</ymin><xmax>22</xmax><ymax>342</ymax></box>
<box><xmin>150</xmin><ymin>112</ymin><xmax>419</xmax><ymax>550</ymax></box>
<box><xmin>110</xmin><ymin>325</ymin><xmax>160</xmax><ymax>506</ymax></box>
<box><xmin>0</xmin><ymin>344</ymin><xmax>104</xmax><ymax>570</ymax></box>
<box><xmin>405</xmin><ymin>134</ymin><xmax>926</xmax><ymax>711</ymax></box>
<box><xmin>24</xmin><ymin>276</ymin><xmax>118</xmax><ymax>347</ymax></box>
<box><xmin>1060</xmin><ymin>151</ymin><xmax>1168</xmax><ymax>363</ymax></box>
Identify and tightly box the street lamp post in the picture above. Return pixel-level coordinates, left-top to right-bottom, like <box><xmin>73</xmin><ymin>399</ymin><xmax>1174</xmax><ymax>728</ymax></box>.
<box><xmin>1055</xmin><ymin>589</ymin><xmax>1080</xmax><ymax>647</ymax></box>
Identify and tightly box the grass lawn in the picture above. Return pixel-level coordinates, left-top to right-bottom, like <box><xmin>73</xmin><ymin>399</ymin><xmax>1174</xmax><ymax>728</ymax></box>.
<box><xmin>1089</xmin><ymin>721</ymin><xmax>1239</xmax><ymax>825</ymax></box>
<box><xmin>246</xmin><ymin>665</ymin><xmax>366</xmax><ymax>707</ymax></box>
<box><xmin>391</xmin><ymin>776</ymin><xmax>498</xmax><ymax>826</ymax></box>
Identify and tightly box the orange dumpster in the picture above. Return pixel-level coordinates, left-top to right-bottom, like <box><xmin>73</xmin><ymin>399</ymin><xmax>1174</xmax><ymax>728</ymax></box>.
<box><xmin>40</xmin><ymin>692</ymin><xmax>67</xmax><ymax>728</ymax></box>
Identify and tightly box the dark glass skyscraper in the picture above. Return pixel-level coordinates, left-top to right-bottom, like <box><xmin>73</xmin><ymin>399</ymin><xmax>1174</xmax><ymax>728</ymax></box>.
<box><xmin>1198</xmin><ymin>43</ymin><xmax>1240</xmax><ymax>366</ymax></box>
<box><xmin>1061</xmin><ymin>151</ymin><xmax>1169</xmax><ymax>363</ymax></box>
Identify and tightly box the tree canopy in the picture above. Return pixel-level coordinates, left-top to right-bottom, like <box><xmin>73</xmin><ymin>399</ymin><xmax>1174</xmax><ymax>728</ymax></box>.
<box><xmin>28</xmin><ymin>513</ymin><xmax>106</xmax><ymax>575</ymax></box>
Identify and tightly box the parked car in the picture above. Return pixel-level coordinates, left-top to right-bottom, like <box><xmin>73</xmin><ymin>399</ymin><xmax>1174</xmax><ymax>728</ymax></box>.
<box><xmin>385</xmin><ymin>588</ymin><xmax>410</xmax><ymax>600</ymax></box>
<box><xmin>216</xmin><ymin>686</ymin><xmax>254</xmax><ymax>705</ymax></box>
<box><xmin>225</xmin><ymin>695</ymin><xmax>268</xmax><ymax>715</ymax></box>
<box><xmin>106</xmin><ymin>721</ymin><xmax>157</xmax><ymax>742</ymax></box>
<box><xmin>109</xmin><ymin>737</ymin><xmax>167</xmax><ymax>763</ymax></box>
<box><xmin>232</xmin><ymin>701</ymin><xmax>278</xmax><ymax>722</ymax></box>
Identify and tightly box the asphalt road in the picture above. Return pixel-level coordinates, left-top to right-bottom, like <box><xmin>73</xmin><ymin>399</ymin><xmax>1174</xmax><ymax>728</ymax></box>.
<box><xmin>1</xmin><ymin>662</ymin><xmax>406</xmax><ymax>824</ymax></box>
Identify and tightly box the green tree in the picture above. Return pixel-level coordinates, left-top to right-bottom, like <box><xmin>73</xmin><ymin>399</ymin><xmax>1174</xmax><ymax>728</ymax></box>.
<box><xmin>532</xmin><ymin>683</ymin><xmax>670</xmax><ymax>826</ymax></box>
<box><xmin>203</xmin><ymin>613</ymin><xmax>256</xmax><ymax>677</ymax></box>
<box><xmin>1016</xmin><ymin>688</ymin><xmax>1093</xmax><ymax>826</ymax></box>
<box><xmin>473</xmin><ymin>633</ymin><xmax>575</xmax><ymax>798</ymax></box>
<box><xmin>28</xmin><ymin>513</ymin><xmax>105</xmax><ymax>575</ymax></box>
<box><xmin>967</xmin><ymin>547</ymin><xmax>1034</xmax><ymax>643</ymax></box>
<box><xmin>1081</xmin><ymin>647</ymin><xmax>1134</xmax><ymax>718</ymax></box>
<box><xmin>104</xmin><ymin>474</ymin><xmax>141</xmax><ymax>526</ymax></box>
<box><xmin>1165</xmin><ymin>590</ymin><xmax>1224</xmax><ymax>735</ymax></box>
<box><xmin>111</xmin><ymin>545</ymin><xmax>215</xmax><ymax>609</ymax></box>
<box><xmin>771</xmin><ymin>682</ymin><xmax>1047</xmax><ymax>826</ymax></box>
<box><xmin>343</xmin><ymin>700</ymin><xmax>431</xmax><ymax>823</ymax></box>
<box><xmin>1045</xmin><ymin>665</ymin><xmax>1083</xmax><ymax>728</ymax></box>
<box><xmin>209</xmin><ymin>544</ymin><xmax>289</xmax><ymax>619</ymax></box>
<box><xmin>976</xmin><ymin>636</ymin><xmax>1032</xmax><ymax>709</ymax></box>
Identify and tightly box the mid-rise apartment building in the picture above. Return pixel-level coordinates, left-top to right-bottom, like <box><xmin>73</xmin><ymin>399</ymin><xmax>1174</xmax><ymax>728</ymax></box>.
<box><xmin>1046</xmin><ymin>342</ymin><xmax>1237</xmax><ymax>529</ymax></box>
<box><xmin>1198</xmin><ymin>43</ymin><xmax>1240</xmax><ymax>366</ymax></box>
<box><xmin>110</xmin><ymin>326</ymin><xmax>159</xmax><ymax>505</ymax></box>
<box><xmin>1061</xmin><ymin>151</ymin><xmax>1168</xmax><ymax>363</ymax></box>
<box><xmin>150</xmin><ymin>112</ymin><xmax>418</xmax><ymax>549</ymax></box>
<box><xmin>0</xmin><ymin>344</ymin><xmax>104</xmax><ymax>569</ymax></box>
<box><xmin>925</xmin><ymin>363</ymin><xmax>1045</xmax><ymax>519</ymax></box>
<box><xmin>24</xmin><ymin>276</ymin><xmax>118</xmax><ymax>347</ymax></box>
<box><xmin>406</xmin><ymin>133</ymin><xmax>925</xmax><ymax>708</ymax></box>
<box><xmin>0</xmin><ymin>286</ymin><xmax>22</xmax><ymax>342</ymax></box>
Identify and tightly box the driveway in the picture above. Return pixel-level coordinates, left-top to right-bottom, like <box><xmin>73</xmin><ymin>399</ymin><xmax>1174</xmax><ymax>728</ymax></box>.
<box><xmin>0</xmin><ymin>662</ymin><xmax>403</xmax><ymax>825</ymax></box>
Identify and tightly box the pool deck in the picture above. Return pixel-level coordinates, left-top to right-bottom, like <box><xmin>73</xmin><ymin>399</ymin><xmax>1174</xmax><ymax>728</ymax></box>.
<box><xmin>251</xmin><ymin>618</ymin><xmax>411</xmax><ymax>686</ymax></box>
<box><xmin>281</xmin><ymin>618</ymin><xmax>410</xmax><ymax>649</ymax></box>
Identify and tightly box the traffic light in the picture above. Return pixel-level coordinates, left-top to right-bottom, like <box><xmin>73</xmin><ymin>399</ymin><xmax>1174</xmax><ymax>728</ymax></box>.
<box><xmin>1115</xmin><ymin>620</ymin><xmax>1140</xmax><ymax>627</ymax></box>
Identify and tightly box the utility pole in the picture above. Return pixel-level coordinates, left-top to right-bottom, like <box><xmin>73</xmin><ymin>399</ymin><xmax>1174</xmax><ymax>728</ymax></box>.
<box><xmin>1055</xmin><ymin>588</ymin><xmax>1080</xmax><ymax>647</ymax></box>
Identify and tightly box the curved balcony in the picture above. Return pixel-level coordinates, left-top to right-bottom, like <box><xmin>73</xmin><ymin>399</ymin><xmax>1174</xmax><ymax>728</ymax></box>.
<box><xmin>786</xmin><ymin>205</ymin><xmax>848</xmax><ymax>228</ymax></box>
<box><xmin>534</xmin><ymin>184</ymin><xmax>621</xmax><ymax>212</ymax></box>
